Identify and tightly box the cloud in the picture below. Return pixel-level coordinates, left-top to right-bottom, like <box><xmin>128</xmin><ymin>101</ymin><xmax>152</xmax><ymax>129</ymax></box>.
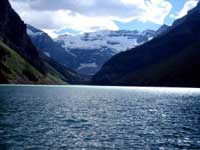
<box><xmin>138</xmin><ymin>0</ymin><xmax>172</xmax><ymax>24</ymax></box>
<box><xmin>9</xmin><ymin>0</ymin><xmax>172</xmax><ymax>37</ymax></box>
<box><xmin>171</xmin><ymin>0</ymin><xmax>198</xmax><ymax>19</ymax></box>
<box><xmin>43</xmin><ymin>29</ymin><xmax>60</xmax><ymax>39</ymax></box>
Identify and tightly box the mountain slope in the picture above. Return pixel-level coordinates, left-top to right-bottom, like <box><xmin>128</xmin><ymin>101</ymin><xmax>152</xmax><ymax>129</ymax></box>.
<box><xmin>0</xmin><ymin>0</ymin><xmax>83</xmax><ymax>84</ymax></box>
<box><xmin>0</xmin><ymin>0</ymin><xmax>45</xmax><ymax>72</ymax></box>
<box><xmin>92</xmin><ymin>2</ymin><xmax>200</xmax><ymax>87</ymax></box>
<box><xmin>0</xmin><ymin>41</ymin><xmax>66</xmax><ymax>84</ymax></box>
<box><xmin>27</xmin><ymin>25</ymin><xmax>77</xmax><ymax>70</ymax></box>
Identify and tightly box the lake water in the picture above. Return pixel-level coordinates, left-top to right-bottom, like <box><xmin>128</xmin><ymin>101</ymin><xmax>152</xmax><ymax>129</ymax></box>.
<box><xmin>0</xmin><ymin>85</ymin><xmax>200</xmax><ymax>150</ymax></box>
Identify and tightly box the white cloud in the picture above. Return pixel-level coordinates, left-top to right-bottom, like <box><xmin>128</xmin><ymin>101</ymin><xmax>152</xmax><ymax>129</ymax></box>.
<box><xmin>43</xmin><ymin>29</ymin><xmax>59</xmax><ymax>39</ymax></box>
<box><xmin>9</xmin><ymin>0</ymin><xmax>172</xmax><ymax>37</ymax></box>
<box><xmin>139</xmin><ymin>0</ymin><xmax>172</xmax><ymax>24</ymax></box>
<box><xmin>176</xmin><ymin>0</ymin><xmax>198</xmax><ymax>19</ymax></box>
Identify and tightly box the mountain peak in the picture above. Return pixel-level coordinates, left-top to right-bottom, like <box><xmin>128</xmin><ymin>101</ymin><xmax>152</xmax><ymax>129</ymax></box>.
<box><xmin>156</xmin><ymin>24</ymin><xmax>170</xmax><ymax>36</ymax></box>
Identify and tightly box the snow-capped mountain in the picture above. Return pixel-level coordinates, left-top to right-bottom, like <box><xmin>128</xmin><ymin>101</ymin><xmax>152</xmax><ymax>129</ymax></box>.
<box><xmin>56</xmin><ymin>30</ymin><xmax>155</xmax><ymax>53</ymax></box>
<box><xmin>56</xmin><ymin>30</ymin><xmax>156</xmax><ymax>75</ymax></box>
<box><xmin>27</xmin><ymin>25</ymin><xmax>156</xmax><ymax>75</ymax></box>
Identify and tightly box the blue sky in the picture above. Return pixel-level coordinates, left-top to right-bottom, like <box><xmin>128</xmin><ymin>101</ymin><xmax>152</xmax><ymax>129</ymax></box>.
<box><xmin>10</xmin><ymin>0</ymin><xmax>199</xmax><ymax>37</ymax></box>
<box><xmin>116</xmin><ymin>0</ymin><xmax>198</xmax><ymax>31</ymax></box>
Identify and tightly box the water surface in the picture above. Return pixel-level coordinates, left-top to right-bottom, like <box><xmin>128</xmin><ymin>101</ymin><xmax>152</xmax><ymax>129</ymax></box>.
<box><xmin>0</xmin><ymin>85</ymin><xmax>200</xmax><ymax>149</ymax></box>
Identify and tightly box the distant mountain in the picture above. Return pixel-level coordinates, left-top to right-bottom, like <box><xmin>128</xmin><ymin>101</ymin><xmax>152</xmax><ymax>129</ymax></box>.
<box><xmin>92</xmin><ymin>2</ymin><xmax>200</xmax><ymax>87</ymax></box>
<box><xmin>27</xmin><ymin>25</ymin><xmax>78</xmax><ymax>73</ymax></box>
<box><xmin>56</xmin><ymin>30</ymin><xmax>155</xmax><ymax>75</ymax></box>
<box><xmin>0</xmin><ymin>0</ymin><xmax>84</xmax><ymax>84</ymax></box>
<box><xmin>27</xmin><ymin>25</ymin><xmax>156</xmax><ymax>75</ymax></box>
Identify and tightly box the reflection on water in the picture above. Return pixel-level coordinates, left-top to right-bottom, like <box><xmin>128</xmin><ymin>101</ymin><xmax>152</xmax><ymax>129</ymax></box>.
<box><xmin>0</xmin><ymin>85</ymin><xmax>200</xmax><ymax>149</ymax></box>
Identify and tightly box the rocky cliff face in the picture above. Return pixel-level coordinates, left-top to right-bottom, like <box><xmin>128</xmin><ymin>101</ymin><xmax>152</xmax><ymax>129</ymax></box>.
<box><xmin>0</xmin><ymin>0</ymin><xmax>45</xmax><ymax>71</ymax></box>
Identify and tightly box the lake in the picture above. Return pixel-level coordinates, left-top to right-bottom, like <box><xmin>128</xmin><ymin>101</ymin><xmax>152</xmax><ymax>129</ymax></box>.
<box><xmin>0</xmin><ymin>85</ymin><xmax>200</xmax><ymax>149</ymax></box>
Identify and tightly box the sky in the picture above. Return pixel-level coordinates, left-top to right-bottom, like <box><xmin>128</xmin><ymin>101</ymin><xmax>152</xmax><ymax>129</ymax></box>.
<box><xmin>9</xmin><ymin>0</ymin><xmax>199</xmax><ymax>38</ymax></box>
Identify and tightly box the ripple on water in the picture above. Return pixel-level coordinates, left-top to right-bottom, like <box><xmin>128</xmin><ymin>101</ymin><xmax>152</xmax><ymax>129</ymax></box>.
<box><xmin>0</xmin><ymin>86</ymin><xmax>200</xmax><ymax>149</ymax></box>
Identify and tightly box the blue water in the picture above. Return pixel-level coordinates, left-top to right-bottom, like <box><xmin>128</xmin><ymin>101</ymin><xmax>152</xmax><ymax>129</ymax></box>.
<box><xmin>0</xmin><ymin>85</ymin><xmax>200</xmax><ymax>150</ymax></box>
